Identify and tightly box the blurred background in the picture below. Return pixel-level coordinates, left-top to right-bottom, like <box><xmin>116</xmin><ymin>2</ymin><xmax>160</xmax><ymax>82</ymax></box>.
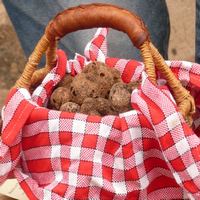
<box><xmin>0</xmin><ymin>0</ymin><xmax>196</xmax><ymax>199</ymax></box>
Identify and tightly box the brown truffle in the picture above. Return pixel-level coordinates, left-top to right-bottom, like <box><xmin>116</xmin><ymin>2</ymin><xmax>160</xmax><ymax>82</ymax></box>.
<box><xmin>60</xmin><ymin>102</ymin><xmax>80</xmax><ymax>113</ymax></box>
<box><xmin>80</xmin><ymin>97</ymin><xmax>114</xmax><ymax>116</ymax></box>
<box><xmin>80</xmin><ymin>97</ymin><xmax>96</xmax><ymax>114</ymax></box>
<box><xmin>109</xmin><ymin>82</ymin><xmax>131</xmax><ymax>113</ymax></box>
<box><xmin>96</xmin><ymin>62</ymin><xmax>115</xmax><ymax>84</ymax></box>
<box><xmin>50</xmin><ymin>87</ymin><xmax>71</xmax><ymax>110</ymax></box>
<box><xmin>88</xmin><ymin>110</ymin><xmax>101</xmax><ymax>116</ymax></box>
<box><xmin>82</xmin><ymin>61</ymin><xmax>98</xmax><ymax>74</ymax></box>
<box><xmin>110</xmin><ymin>67</ymin><xmax>122</xmax><ymax>84</ymax></box>
<box><xmin>57</xmin><ymin>74</ymin><xmax>74</xmax><ymax>88</ymax></box>
<box><xmin>70</xmin><ymin>73</ymin><xmax>99</xmax><ymax>105</ymax></box>
<box><xmin>95</xmin><ymin>97</ymin><xmax>113</xmax><ymax>116</ymax></box>
<box><xmin>71</xmin><ymin>62</ymin><xmax>121</xmax><ymax>104</ymax></box>
<box><xmin>95</xmin><ymin>62</ymin><xmax>120</xmax><ymax>97</ymax></box>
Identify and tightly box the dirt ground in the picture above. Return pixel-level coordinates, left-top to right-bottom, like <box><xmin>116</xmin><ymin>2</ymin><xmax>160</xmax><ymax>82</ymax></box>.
<box><xmin>0</xmin><ymin>1</ymin><xmax>26</xmax><ymax>110</ymax></box>
<box><xmin>166</xmin><ymin>0</ymin><xmax>195</xmax><ymax>61</ymax></box>
<box><xmin>0</xmin><ymin>0</ymin><xmax>196</xmax><ymax>199</ymax></box>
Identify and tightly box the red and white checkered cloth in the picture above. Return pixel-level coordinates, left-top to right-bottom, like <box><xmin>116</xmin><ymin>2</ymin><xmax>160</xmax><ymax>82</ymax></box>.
<box><xmin>1</xmin><ymin>28</ymin><xmax>200</xmax><ymax>200</ymax></box>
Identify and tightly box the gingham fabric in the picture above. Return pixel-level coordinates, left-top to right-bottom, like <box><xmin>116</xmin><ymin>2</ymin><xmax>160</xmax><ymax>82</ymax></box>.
<box><xmin>0</xmin><ymin>28</ymin><xmax>200</xmax><ymax>200</ymax></box>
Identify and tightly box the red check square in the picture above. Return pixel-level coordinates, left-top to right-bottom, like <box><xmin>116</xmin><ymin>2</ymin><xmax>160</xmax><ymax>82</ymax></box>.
<box><xmin>104</xmin><ymin>139</ymin><xmax>120</xmax><ymax>155</ymax></box>
<box><xmin>59</xmin><ymin>132</ymin><xmax>72</xmax><ymax>145</ymax></box>
<box><xmin>125</xmin><ymin>167</ymin><xmax>139</xmax><ymax>181</ymax></box>
<box><xmin>27</xmin><ymin>159</ymin><xmax>53</xmax><ymax>173</ymax></box>
<box><xmin>52</xmin><ymin>183</ymin><xmax>68</xmax><ymax>197</ymax></box>
<box><xmin>82</xmin><ymin>134</ymin><xmax>98</xmax><ymax>149</ymax></box>
<box><xmin>102</xmin><ymin>165</ymin><xmax>113</xmax><ymax>182</ymax></box>
<box><xmin>75</xmin><ymin>187</ymin><xmax>90</xmax><ymax>199</ymax></box>
<box><xmin>171</xmin><ymin>157</ymin><xmax>186</xmax><ymax>171</ymax></box>
<box><xmin>159</xmin><ymin>132</ymin><xmax>174</xmax><ymax>150</ymax></box>
<box><xmin>183</xmin><ymin>181</ymin><xmax>199</xmax><ymax>193</ymax></box>
<box><xmin>61</xmin><ymin>158</ymin><xmax>71</xmax><ymax>171</ymax></box>
<box><xmin>122</xmin><ymin>142</ymin><xmax>134</xmax><ymax>159</ymax></box>
<box><xmin>100</xmin><ymin>189</ymin><xmax>115</xmax><ymax>199</ymax></box>
<box><xmin>79</xmin><ymin>161</ymin><xmax>93</xmax><ymax>176</ymax></box>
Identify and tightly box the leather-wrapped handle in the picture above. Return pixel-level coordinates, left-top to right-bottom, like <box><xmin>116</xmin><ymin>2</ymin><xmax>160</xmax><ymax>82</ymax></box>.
<box><xmin>45</xmin><ymin>3</ymin><xmax>149</xmax><ymax>48</ymax></box>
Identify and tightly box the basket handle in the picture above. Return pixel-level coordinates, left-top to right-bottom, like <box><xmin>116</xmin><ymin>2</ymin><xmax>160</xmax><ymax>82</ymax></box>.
<box><xmin>14</xmin><ymin>3</ymin><xmax>195</xmax><ymax>125</ymax></box>
<box><xmin>45</xmin><ymin>3</ymin><xmax>149</xmax><ymax>48</ymax></box>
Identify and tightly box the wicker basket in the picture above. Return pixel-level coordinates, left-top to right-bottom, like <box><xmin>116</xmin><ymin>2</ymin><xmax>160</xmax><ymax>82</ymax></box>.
<box><xmin>14</xmin><ymin>3</ymin><xmax>195</xmax><ymax>125</ymax></box>
<box><xmin>0</xmin><ymin>3</ymin><xmax>199</xmax><ymax>200</ymax></box>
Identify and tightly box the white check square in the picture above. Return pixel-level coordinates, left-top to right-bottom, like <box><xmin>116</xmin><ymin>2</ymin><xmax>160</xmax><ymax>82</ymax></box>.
<box><xmin>187</xmin><ymin>163</ymin><xmax>199</xmax><ymax>179</ymax></box>
<box><xmin>119</xmin><ymin>110</ymin><xmax>137</xmax><ymax>117</ymax></box>
<box><xmin>72</xmin><ymin>120</ymin><xmax>86</xmax><ymax>134</ymax></box>
<box><xmin>70</xmin><ymin>146</ymin><xmax>81</xmax><ymax>159</ymax></box>
<box><xmin>49</xmin><ymin>119</ymin><xmax>60</xmax><ymax>132</ymax></box>
<box><xmin>135</xmin><ymin>151</ymin><xmax>143</xmax><ymax>166</ymax></box>
<box><xmin>129</xmin><ymin>127</ymin><xmax>142</xmax><ymax>140</ymax></box>
<box><xmin>43</xmin><ymin>189</ymin><xmax>52</xmax><ymax>200</ymax></box>
<box><xmin>45</xmin><ymin>73</ymin><xmax>55</xmax><ymax>82</ymax></box>
<box><xmin>113</xmin><ymin>182</ymin><xmax>127</xmax><ymax>194</ymax></box>
<box><xmin>93</xmin><ymin>150</ymin><xmax>103</xmax><ymax>164</ymax></box>
<box><xmin>55</xmin><ymin>171</ymin><xmax>63</xmax><ymax>182</ymax></box>
<box><xmin>20</xmin><ymin>88</ymin><xmax>31</xmax><ymax>99</ymax></box>
<box><xmin>140</xmin><ymin>175</ymin><xmax>149</xmax><ymax>189</ymax></box>
<box><xmin>113</xmin><ymin>157</ymin><xmax>124</xmax><ymax>170</ymax></box>
<box><xmin>51</xmin><ymin>145</ymin><xmax>61</xmax><ymax>158</ymax></box>
<box><xmin>90</xmin><ymin>176</ymin><xmax>103</xmax><ymax>187</ymax></box>
<box><xmin>166</xmin><ymin>113</ymin><xmax>181</xmax><ymax>130</ymax></box>
<box><xmin>173</xmin><ymin>172</ymin><xmax>182</xmax><ymax>184</ymax></box>
<box><xmin>0</xmin><ymin>162</ymin><xmax>11</xmax><ymax>176</ymax></box>
<box><xmin>34</xmin><ymin>86</ymin><xmax>43</xmax><ymax>96</ymax></box>
<box><xmin>175</xmin><ymin>138</ymin><xmax>190</xmax><ymax>156</ymax></box>
<box><xmin>99</xmin><ymin>123</ymin><xmax>112</xmax><ymax>138</ymax></box>
<box><xmin>69</xmin><ymin>172</ymin><xmax>78</xmax><ymax>186</ymax></box>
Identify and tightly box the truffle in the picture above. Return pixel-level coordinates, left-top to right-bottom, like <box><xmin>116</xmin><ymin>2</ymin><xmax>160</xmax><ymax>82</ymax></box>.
<box><xmin>110</xmin><ymin>67</ymin><xmax>122</xmax><ymax>84</ymax></box>
<box><xmin>57</xmin><ymin>74</ymin><xmax>74</xmax><ymax>88</ymax></box>
<box><xmin>109</xmin><ymin>82</ymin><xmax>131</xmax><ymax>113</ymax></box>
<box><xmin>80</xmin><ymin>97</ymin><xmax>97</xmax><ymax>114</ymax></box>
<box><xmin>80</xmin><ymin>97</ymin><xmax>114</xmax><ymax>116</ymax></box>
<box><xmin>50</xmin><ymin>87</ymin><xmax>71</xmax><ymax>110</ymax></box>
<box><xmin>49</xmin><ymin>61</ymin><xmax>136</xmax><ymax>116</ymax></box>
<box><xmin>85</xmin><ymin>62</ymin><xmax>122</xmax><ymax>96</ymax></box>
<box><xmin>60</xmin><ymin>102</ymin><xmax>80</xmax><ymax>113</ymax></box>
<box><xmin>95</xmin><ymin>97</ymin><xmax>113</xmax><ymax>116</ymax></box>
<box><xmin>70</xmin><ymin>73</ymin><xmax>100</xmax><ymax>105</ymax></box>
<box><xmin>88</xmin><ymin>110</ymin><xmax>101</xmax><ymax>116</ymax></box>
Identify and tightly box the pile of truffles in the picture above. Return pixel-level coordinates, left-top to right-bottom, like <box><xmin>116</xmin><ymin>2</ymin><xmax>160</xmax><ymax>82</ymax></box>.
<box><xmin>48</xmin><ymin>62</ymin><xmax>139</xmax><ymax>116</ymax></box>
